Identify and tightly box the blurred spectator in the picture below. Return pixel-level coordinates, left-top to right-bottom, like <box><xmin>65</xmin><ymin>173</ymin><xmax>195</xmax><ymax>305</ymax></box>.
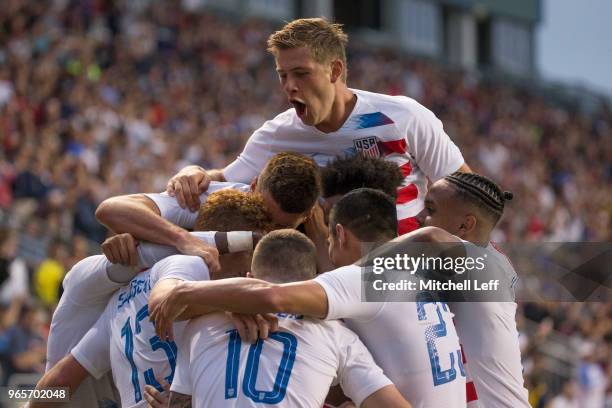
<box><xmin>549</xmin><ymin>380</ymin><xmax>579</xmax><ymax>408</ymax></box>
<box><xmin>0</xmin><ymin>227</ymin><xmax>29</xmax><ymax>304</ymax></box>
<box><xmin>0</xmin><ymin>302</ymin><xmax>46</xmax><ymax>385</ymax></box>
<box><xmin>34</xmin><ymin>239</ymin><xmax>67</xmax><ymax>307</ymax></box>
<box><xmin>576</xmin><ymin>344</ymin><xmax>608</xmax><ymax>408</ymax></box>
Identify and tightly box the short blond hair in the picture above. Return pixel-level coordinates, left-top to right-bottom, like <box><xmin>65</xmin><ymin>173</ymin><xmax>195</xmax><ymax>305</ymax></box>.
<box><xmin>267</xmin><ymin>17</ymin><xmax>349</xmax><ymax>81</ymax></box>
<box><xmin>252</xmin><ymin>229</ymin><xmax>317</xmax><ymax>283</ymax></box>
<box><xmin>195</xmin><ymin>189</ymin><xmax>273</xmax><ymax>233</ymax></box>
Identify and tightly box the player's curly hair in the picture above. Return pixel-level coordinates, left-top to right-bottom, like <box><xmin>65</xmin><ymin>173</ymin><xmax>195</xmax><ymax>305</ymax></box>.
<box><xmin>257</xmin><ymin>152</ymin><xmax>321</xmax><ymax>215</ymax></box>
<box><xmin>444</xmin><ymin>172</ymin><xmax>513</xmax><ymax>224</ymax></box>
<box><xmin>267</xmin><ymin>17</ymin><xmax>349</xmax><ymax>81</ymax></box>
<box><xmin>321</xmin><ymin>155</ymin><xmax>404</xmax><ymax>199</ymax></box>
<box><xmin>194</xmin><ymin>189</ymin><xmax>274</xmax><ymax>233</ymax></box>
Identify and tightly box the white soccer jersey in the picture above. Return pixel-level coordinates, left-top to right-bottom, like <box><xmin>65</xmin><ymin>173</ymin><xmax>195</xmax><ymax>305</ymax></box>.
<box><xmin>450</xmin><ymin>242</ymin><xmax>529</xmax><ymax>407</ymax></box>
<box><xmin>72</xmin><ymin>255</ymin><xmax>210</xmax><ymax>408</ymax></box>
<box><xmin>170</xmin><ymin>313</ymin><xmax>392</xmax><ymax>408</ymax></box>
<box><xmin>223</xmin><ymin>89</ymin><xmax>464</xmax><ymax>234</ymax></box>
<box><xmin>314</xmin><ymin>265</ymin><xmax>467</xmax><ymax>408</ymax></box>
<box><xmin>46</xmin><ymin>255</ymin><xmax>137</xmax><ymax>407</ymax></box>
<box><xmin>144</xmin><ymin>181</ymin><xmax>250</xmax><ymax>229</ymax></box>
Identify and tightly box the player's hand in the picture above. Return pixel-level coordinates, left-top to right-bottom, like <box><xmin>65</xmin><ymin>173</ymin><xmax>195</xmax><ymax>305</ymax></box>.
<box><xmin>304</xmin><ymin>200</ymin><xmax>328</xmax><ymax>243</ymax></box>
<box><xmin>227</xmin><ymin>312</ymin><xmax>279</xmax><ymax>344</ymax></box>
<box><xmin>144</xmin><ymin>377</ymin><xmax>170</xmax><ymax>408</ymax></box>
<box><xmin>150</xmin><ymin>283</ymin><xmax>188</xmax><ymax>341</ymax></box>
<box><xmin>166</xmin><ymin>165</ymin><xmax>210</xmax><ymax>211</ymax></box>
<box><xmin>102</xmin><ymin>233</ymin><xmax>139</xmax><ymax>266</ymax></box>
<box><xmin>176</xmin><ymin>232</ymin><xmax>221</xmax><ymax>274</ymax></box>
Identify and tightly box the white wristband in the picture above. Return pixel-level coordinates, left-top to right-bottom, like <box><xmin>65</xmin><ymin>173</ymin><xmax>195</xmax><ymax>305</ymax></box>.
<box><xmin>227</xmin><ymin>231</ymin><xmax>254</xmax><ymax>253</ymax></box>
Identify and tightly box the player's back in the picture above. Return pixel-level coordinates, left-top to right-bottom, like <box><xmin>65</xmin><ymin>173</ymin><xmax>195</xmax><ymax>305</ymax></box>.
<box><xmin>315</xmin><ymin>264</ymin><xmax>467</xmax><ymax>407</ymax></box>
<box><xmin>107</xmin><ymin>255</ymin><xmax>208</xmax><ymax>407</ymax></box>
<box><xmin>173</xmin><ymin>312</ymin><xmax>390</xmax><ymax>408</ymax></box>
<box><xmin>355</xmin><ymin>301</ymin><xmax>466</xmax><ymax>407</ymax></box>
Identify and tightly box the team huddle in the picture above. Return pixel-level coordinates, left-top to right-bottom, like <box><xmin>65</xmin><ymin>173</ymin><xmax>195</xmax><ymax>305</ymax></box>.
<box><xmin>35</xmin><ymin>18</ymin><xmax>530</xmax><ymax>408</ymax></box>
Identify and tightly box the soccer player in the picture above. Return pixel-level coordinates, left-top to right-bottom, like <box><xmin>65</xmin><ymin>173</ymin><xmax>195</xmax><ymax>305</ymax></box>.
<box><xmin>95</xmin><ymin>152</ymin><xmax>320</xmax><ymax>268</ymax></box>
<box><xmin>307</xmin><ymin>154</ymin><xmax>405</xmax><ymax>272</ymax></box>
<box><xmin>150</xmin><ymin>189</ymin><xmax>468</xmax><ymax>407</ymax></box>
<box><xmin>415</xmin><ymin>172</ymin><xmax>530</xmax><ymax>407</ymax></box>
<box><xmin>35</xmin><ymin>190</ymin><xmax>274</xmax><ymax>407</ymax></box>
<box><xmin>41</xmin><ymin>228</ymin><xmax>258</xmax><ymax>408</ymax></box>
<box><xmin>166</xmin><ymin>18</ymin><xmax>470</xmax><ymax>235</ymax></box>
<box><xmin>167</xmin><ymin>230</ymin><xmax>412</xmax><ymax>408</ymax></box>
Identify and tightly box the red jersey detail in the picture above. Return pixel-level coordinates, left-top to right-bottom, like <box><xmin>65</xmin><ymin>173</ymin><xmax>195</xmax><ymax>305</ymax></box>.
<box><xmin>466</xmin><ymin>381</ymin><xmax>478</xmax><ymax>402</ymax></box>
<box><xmin>398</xmin><ymin>217</ymin><xmax>419</xmax><ymax>235</ymax></box>
<box><xmin>380</xmin><ymin>139</ymin><xmax>407</xmax><ymax>155</ymax></box>
<box><xmin>396</xmin><ymin>184</ymin><xmax>418</xmax><ymax>204</ymax></box>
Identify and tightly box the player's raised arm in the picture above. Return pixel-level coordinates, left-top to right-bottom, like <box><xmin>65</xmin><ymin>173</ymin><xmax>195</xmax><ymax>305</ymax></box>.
<box><xmin>96</xmin><ymin>193</ymin><xmax>221</xmax><ymax>271</ymax></box>
<box><xmin>96</xmin><ymin>193</ymin><xmax>194</xmax><ymax>246</ymax></box>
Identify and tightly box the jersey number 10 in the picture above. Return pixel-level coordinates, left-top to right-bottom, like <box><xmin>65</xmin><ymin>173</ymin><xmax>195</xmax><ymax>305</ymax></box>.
<box><xmin>224</xmin><ymin>329</ymin><xmax>298</xmax><ymax>404</ymax></box>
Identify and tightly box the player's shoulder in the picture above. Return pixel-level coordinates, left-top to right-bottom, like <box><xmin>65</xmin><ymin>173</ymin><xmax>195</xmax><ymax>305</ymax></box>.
<box><xmin>353</xmin><ymin>88</ymin><xmax>439</xmax><ymax>126</ymax></box>
<box><xmin>151</xmin><ymin>254</ymin><xmax>207</xmax><ymax>277</ymax></box>
<box><xmin>63</xmin><ymin>254</ymin><xmax>108</xmax><ymax>288</ymax></box>
<box><xmin>252</xmin><ymin>108</ymin><xmax>304</xmax><ymax>137</ymax></box>
<box><xmin>353</xmin><ymin>88</ymin><xmax>424</xmax><ymax>113</ymax></box>
<box><xmin>317</xmin><ymin>263</ymin><xmax>360</xmax><ymax>280</ymax></box>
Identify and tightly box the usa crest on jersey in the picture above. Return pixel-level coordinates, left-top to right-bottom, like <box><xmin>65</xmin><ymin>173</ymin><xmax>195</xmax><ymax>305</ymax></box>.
<box><xmin>353</xmin><ymin>136</ymin><xmax>381</xmax><ymax>158</ymax></box>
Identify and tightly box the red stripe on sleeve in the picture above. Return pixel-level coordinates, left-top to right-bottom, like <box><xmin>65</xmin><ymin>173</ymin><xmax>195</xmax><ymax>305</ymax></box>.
<box><xmin>466</xmin><ymin>381</ymin><xmax>478</xmax><ymax>402</ymax></box>
<box><xmin>380</xmin><ymin>139</ymin><xmax>407</xmax><ymax>155</ymax></box>
<box><xmin>396</xmin><ymin>184</ymin><xmax>418</xmax><ymax>204</ymax></box>
<box><xmin>398</xmin><ymin>217</ymin><xmax>419</xmax><ymax>235</ymax></box>
<box><xmin>399</xmin><ymin>161</ymin><xmax>412</xmax><ymax>177</ymax></box>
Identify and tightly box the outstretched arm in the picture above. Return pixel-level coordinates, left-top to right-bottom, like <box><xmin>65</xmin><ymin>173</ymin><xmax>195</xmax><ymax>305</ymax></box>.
<box><xmin>149</xmin><ymin>278</ymin><xmax>328</xmax><ymax>339</ymax></box>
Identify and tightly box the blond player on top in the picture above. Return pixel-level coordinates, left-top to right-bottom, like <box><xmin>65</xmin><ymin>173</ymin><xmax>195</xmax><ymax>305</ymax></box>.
<box><xmin>166</xmin><ymin>17</ymin><xmax>470</xmax><ymax>236</ymax></box>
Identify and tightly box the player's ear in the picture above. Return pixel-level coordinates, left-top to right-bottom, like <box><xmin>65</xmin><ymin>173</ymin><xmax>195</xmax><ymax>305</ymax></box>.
<box><xmin>246</xmin><ymin>271</ymin><xmax>253</xmax><ymax>278</ymax></box>
<box><xmin>335</xmin><ymin>223</ymin><xmax>347</xmax><ymax>247</ymax></box>
<box><xmin>330</xmin><ymin>59</ymin><xmax>343</xmax><ymax>83</ymax></box>
<box><xmin>462</xmin><ymin>215</ymin><xmax>477</xmax><ymax>235</ymax></box>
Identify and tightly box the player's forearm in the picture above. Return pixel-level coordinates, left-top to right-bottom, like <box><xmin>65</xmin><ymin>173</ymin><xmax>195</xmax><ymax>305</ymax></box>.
<box><xmin>176</xmin><ymin>278</ymin><xmax>327</xmax><ymax>318</ymax></box>
<box><xmin>32</xmin><ymin>356</ymin><xmax>89</xmax><ymax>408</ymax></box>
<box><xmin>178</xmin><ymin>278</ymin><xmax>282</xmax><ymax>315</ymax></box>
<box><xmin>208</xmin><ymin>168</ymin><xmax>226</xmax><ymax>182</ymax></box>
<box><xmin>168</xmin><ymin>391</ymin><xmax>192</xmax><ymax>407</ymax></box>
<box><xmin>96</xmin><ymin>195</ymin><xmax>191</xmax><ymax>248</ymax></box>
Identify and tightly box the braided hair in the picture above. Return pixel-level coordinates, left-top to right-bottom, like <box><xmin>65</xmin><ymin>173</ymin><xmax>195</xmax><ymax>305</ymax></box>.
<box><xmin>444</xmin><ymin>172</ymin><xmax>513</xmax><ymax>224</ymax></box>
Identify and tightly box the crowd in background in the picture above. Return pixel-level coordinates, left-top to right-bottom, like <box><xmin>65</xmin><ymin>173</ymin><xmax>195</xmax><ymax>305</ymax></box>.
<box><xmin>0</xmin><ymin>0</ymin><xmax>610</xmax><ymax>406</ymax></box>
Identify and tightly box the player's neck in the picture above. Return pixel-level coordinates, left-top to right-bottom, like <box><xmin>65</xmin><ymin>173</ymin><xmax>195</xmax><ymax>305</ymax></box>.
<box><xmin>465</xmin><ymin>231</ymin><xmax>491</xmax><ymax>247</ymax></box>
<box><xmin>315</xmin><ymin>86</ymin><xmax>356</xmax><ymax>133</ymax></box>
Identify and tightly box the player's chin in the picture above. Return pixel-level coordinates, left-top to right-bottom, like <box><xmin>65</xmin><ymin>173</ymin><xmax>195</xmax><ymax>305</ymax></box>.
<box><xmin>298</xmin><ymin>113</ymin><xmax>315</xmax><ymax>126</ymax></box>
